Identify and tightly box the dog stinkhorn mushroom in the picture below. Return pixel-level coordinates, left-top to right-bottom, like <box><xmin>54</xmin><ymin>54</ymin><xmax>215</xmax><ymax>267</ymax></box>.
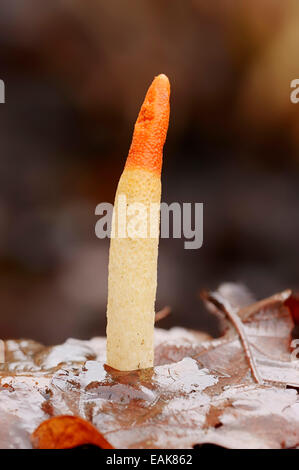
<box><xmin>106</xmin><ymin>74</ymin><xmax>170</xmax><ymax>371</ymax></box>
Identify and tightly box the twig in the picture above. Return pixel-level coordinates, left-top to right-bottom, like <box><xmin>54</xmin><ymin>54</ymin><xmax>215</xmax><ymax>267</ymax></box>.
<box><xmin>223</xmin><ymin>306</ymin><xmax>263</xmax><ymax>384</ymax></box>
<box><xmin>202</xmin><ymin>291</ymin><xmax>263</xmax><ymax>385</ymax></box>
<box><xmin>155</xmin><ymin>306</ymin><xmax>171</xmax><ymax>323</ymax></box>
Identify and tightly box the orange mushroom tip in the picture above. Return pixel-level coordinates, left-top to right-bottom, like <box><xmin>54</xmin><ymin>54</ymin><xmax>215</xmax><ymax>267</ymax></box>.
<box><xmin>125</xmin><ymin>74</ymin><xmax>170</xmax><ymax>176</ymax></box>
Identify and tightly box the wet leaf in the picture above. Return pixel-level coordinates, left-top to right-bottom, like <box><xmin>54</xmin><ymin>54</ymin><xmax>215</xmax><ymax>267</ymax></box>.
<box><xmin>0</xmin><ymin>284</ymin><xmax>299</xmax><ymax>449</ymax></box>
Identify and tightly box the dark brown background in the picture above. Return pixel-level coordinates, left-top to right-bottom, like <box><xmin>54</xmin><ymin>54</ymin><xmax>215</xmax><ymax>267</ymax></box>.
<box><xmin>0</xmin><ymin>0</ymin><xmax>298</xmax><ymax>343</ymax></box>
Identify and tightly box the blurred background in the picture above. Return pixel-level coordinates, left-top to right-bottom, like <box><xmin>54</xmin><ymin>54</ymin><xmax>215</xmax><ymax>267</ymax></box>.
<box><xmin>0</xmin><ymin>0</ymin><xmax>299</xmax><ymax>343</ymax></box>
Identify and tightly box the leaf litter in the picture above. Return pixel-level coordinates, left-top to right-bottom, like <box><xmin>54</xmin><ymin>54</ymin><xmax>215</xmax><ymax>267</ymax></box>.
<box><xmin>0</xmin><ymin>283</ymin><xmax>299</xmax><ymax>449</ymax></box>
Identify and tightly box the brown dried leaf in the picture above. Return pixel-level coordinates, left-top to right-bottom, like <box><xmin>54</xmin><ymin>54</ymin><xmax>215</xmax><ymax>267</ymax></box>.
<box><xmin>0</xmin><ymin>284</ymin><xmax>299</xmax><ymax>449</ymax></box>
<box><xmin>31</xmin><ymin>415</ymin><xmax>113</xmax><ymax>449</ymax></box>
<box><xmin>200</xmin><ymin>285</ymin><xmax>297</xmax><ymax>386</ymax></box>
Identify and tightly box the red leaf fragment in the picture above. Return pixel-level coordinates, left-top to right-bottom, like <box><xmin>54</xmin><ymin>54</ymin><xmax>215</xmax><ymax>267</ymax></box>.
<box><xmin>31</xmin><ymin>415</ymin><xmax>113</xmax><ymax>449</ymax></box>
<box><xmin>285</xmin><ymin>293</ymin><xmax>299</xmax><ymax>324</ymax></box>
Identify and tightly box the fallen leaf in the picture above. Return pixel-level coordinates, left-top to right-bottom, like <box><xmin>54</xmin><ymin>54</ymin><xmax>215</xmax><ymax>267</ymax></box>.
<box><xmin>199</xmin><ymin>283</ymin><xmax>297</xmax><ymax>386</ymax></box>
<box><xmin>0</xmin><ymin>284</ymin><xmax>299</xmax><ymax>449</ymax></box>
<box><xmin>31</xmin><ymin>415</ymin><xmax>113</xmax><ymax>449</ymax></box>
